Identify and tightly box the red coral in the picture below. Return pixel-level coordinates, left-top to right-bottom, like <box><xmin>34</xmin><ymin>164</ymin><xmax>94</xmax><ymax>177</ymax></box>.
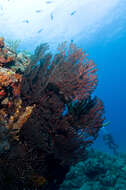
<box><xmin>49</xmin><ymin>42</ymin><xmax>97</xmax><ymax>101</ymax></box>
<box><xmin>21</xmin><ymin>42</ymin><xmax>97</xmax><ymax>104</ymax></box>
<box><xmin>20</xmin><ymin>43</ymin><xmax>104</xmax><ymax>165</ymax></box>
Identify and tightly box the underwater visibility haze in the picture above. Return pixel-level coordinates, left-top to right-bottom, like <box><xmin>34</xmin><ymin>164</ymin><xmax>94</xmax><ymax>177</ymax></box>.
<box><xmin>0</xmin><ymin>0</ymin><xmax>125</xmax><ymax>189</ymax></box>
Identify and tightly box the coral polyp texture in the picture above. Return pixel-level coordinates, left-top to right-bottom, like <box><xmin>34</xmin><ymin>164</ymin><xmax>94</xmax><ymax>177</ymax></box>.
<box><xmin>0</xmin><ymin>38</ymin><xmax>104</xmax><ymax>190</ymax></box>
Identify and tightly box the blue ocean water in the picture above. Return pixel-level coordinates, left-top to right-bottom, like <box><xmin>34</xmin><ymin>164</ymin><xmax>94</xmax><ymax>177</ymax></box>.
<box><xmin>88</xmin><ymin>33</ymin><xmax>124</xmax><ymax>153</ymax></box>
<box><xmin>0</xmin><ymin>0</ymin><xmax>125</xmax><ymax>154</ymax></box>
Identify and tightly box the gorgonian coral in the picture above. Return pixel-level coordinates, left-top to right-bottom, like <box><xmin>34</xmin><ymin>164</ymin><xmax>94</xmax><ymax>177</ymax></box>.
<box><xmin>21</xmin><ymin>42</ymin><xmax>97</xmax><ymax>104</ymax></box>
<box><xmin>19</xmin><ymin>42</ymin><xmax>104</xmax><ymax>188</ymax></box>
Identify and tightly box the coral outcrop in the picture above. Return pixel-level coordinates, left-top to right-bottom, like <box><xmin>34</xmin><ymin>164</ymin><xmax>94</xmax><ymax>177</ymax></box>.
<box><xmin>0</xmin><ymin>38</ymin><xmax>32</xmax><ymax>149</ymax></box>
<box><xmin>0</xmin><ymin>38</ymin><xmax>105</xmax><ymax>190</ymax></box>
<box><xmin>60</xmin><ymin>149</ymin><xmax>126</xmax><ymax>190</ymax></box>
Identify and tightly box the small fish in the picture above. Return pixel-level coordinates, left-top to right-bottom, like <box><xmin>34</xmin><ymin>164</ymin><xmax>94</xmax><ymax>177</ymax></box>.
<box><xmin>37</xmin><ymin>29</ymin><xmax>43</xmax><ymax>33</ymax></box>
<box><xmin>70</xmin><ymin>10</ymin><xmax>76</xmax><ymax>16</ymax></box>
<box><xmin>23</xmin><ymin>20</ymin><xmax>29</xmax><ymax>23</ymax></box>
<box><xmin>35</xmin><ymin>10</ymin><xmax>42</xmax><ymax>13</ymax></box>
<box><xmin>50</xmin><ymin>12</ymin><xmax>53</xmax><ymax>20</ymax></box>
<box><xmin>46</xmin><ymin>1</ymin><xmax>52</xmax><ymax>4</ymax></box>
<box><xmin>102</xmin><ymin>121</ymin><xmax>111</xmax><ymax>127</ymax></box>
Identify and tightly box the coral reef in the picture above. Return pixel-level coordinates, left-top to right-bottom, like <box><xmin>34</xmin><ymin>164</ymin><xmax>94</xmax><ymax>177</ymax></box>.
<box><xmin>0</xmin><ymin>38</ymin><xmax>105</xmax><ymax>189</ymax></box>
<box><xmin>60</xmin><ymin>149</ymin><xmax>126</xmax><ymax>190</ymax></box>
<box><xmin>0</xmin><ymin>40</ymin><xmax>32</xmax><ymax>156</ymax></box>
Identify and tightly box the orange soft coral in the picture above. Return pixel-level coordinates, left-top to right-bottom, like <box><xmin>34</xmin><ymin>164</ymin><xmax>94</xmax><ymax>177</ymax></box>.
<box><xmin>0</xmin><ymin>68</ymin><xmax>22</xmax><ymax>97</ymax></box>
